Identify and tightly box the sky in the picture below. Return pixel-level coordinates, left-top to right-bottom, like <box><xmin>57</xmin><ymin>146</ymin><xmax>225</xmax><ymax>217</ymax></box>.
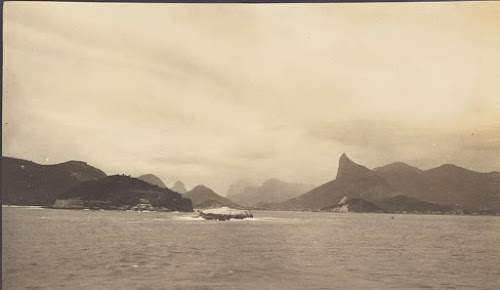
<box><xmin>3</xmin><ymin>2</ymin><xmax>500</xmax><ymax>194</ymax></box>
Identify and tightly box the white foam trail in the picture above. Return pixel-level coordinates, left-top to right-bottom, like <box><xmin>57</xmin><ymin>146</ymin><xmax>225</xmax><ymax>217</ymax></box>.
<box><xmin>175</xmin><ymin>216</ymin><xmax>205</xmax><ymax>221</ymax></box>
<box><xmin>238</xmin><ymin>217</ymin><xmax>276</xmax><ymax>222</ymax></box>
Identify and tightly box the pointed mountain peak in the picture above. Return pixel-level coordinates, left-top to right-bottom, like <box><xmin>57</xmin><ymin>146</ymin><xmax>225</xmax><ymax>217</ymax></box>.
<box><xmin>171</xmin><ymin>180</ymin><xmax>187</xmax><ymax>194</ymax></box>
<box><xmin>339</xmin><ymin>153</ymin><xmax>353</xmax><ymax>165</ymax></box>
<box><xmin>336</xmin><ymin>153</ymin><xmax>372</xmax><ymax>180</ymax></box>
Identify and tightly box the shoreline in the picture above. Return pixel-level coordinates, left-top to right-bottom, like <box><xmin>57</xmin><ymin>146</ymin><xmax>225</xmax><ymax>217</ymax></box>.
<box><xmin>3</xmin><ymin>204</ymin><xmax>499</xmax><ymax>217</ymax></box>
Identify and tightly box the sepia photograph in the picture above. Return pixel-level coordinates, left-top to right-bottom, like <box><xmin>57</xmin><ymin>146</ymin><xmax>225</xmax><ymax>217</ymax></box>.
<box><xmin>2</xmin><ymin>1</ymin><xmax>500</xmax><ymax>289</ymax></box>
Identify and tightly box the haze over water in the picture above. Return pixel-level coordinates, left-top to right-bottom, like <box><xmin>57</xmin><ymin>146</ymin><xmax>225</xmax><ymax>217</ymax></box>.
<box><xmin>3</xmin><ymin>207</ymin><xmax>500</xmax><ymax>289</ymax></box>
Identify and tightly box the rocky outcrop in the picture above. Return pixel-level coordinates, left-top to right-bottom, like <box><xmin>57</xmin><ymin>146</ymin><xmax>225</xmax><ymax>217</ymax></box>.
<box><xmin>129</xmin><ymin>198</ymin><xmax>155</xmax><ymax>211</ymax></box>
<box><xmin>199</xmin><ymin>207</ymin><xmax>253</xmax><ymax>221</ymax></box>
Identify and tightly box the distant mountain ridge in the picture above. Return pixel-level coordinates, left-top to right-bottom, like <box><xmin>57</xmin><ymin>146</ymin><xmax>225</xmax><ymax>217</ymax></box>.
<box><xmin>227</xmin><ymin>178</ymin><xmax>315</xmax><ymax>206</ymax></box>
<box><xmin>3</xmin><ymin>154</ymin><xmax>499</xmax><ymax>214</ymax></box>
<box><xmin>2</xmin><ymin>157</ymin><xmax>106</xmax><ymax>206</ymax></box>
<box><xmin>184</xmin><ymin>185</ymin><xmax>239</xmax><ymax>209</ymax></box>
<box><xmin>137</xmin><ymin>174</ymin><xmax>167</xmax><ymax>188</ymax></box>
<box><xmin>374</xmin><ymin>162</ymin><xmax>500</xmax><ymax>211</ymax></box>
<box><xmin>171</xmin><ymin>180</ymin><xmax>187</xmax><ymax>194</ymax></box>
<box><xmin>275</xmin><ymin>154</ymin><xmax>500</xmax><ymax>212</ymax></box>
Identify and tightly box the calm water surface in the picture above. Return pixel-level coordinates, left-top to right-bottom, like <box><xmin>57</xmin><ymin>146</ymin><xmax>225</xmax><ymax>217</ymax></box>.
<box><xmin>3</xmin><ymin>207</ymin><xmax>500</xmax><ymax>289</ymax></box>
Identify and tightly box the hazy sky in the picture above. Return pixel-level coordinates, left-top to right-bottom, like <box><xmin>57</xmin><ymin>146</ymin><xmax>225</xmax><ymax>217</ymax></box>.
<box><xmin>3</xmin><ymin>2</ymin><xmax>500</xmax><ymax>194</ymax></box>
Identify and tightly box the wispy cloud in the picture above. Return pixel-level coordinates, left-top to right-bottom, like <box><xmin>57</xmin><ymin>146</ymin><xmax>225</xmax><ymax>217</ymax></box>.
<box><xmin>3</xmin><ymin>2</ymin><xmax>500</xmax><ymax>193</ymax></box>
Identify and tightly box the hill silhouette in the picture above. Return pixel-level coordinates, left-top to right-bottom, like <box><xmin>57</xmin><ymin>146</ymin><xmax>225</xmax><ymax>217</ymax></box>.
<box><xmin>58</xmin><ymin>175</ymin><xmax>193</xmax><ymax>211</ymax></box>
<box><xmin>171</xmin><ymin>180</ymin><xmax>187</xmax><ymax>194</ymax></box>
<box><xmin>137</xmin><ymin>174</ymin><xmax>167</xmax><ymax>188</ymax></box>
<box><xmin>374</xmin><ymin>163</ymin><xmax>500</xmax><ymax>211</ymax></box>
<box><xmin>184</xmin><ymin>185</ymin><xmax>239</xmax><ymax>208</ymax></box>
<box><xmin>2</xmin><ymin>157</ymin><xmax>106</xmax><ymax>206</ymax></box>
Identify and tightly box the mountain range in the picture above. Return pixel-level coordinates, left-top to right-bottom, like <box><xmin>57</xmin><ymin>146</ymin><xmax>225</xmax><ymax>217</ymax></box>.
<box><xmin>3</xmin><ymin>154</ymin><xmax>499</xmax><ymax>214</ymax></box>
<box><xmin>274</xmin><ymin>154</ymin><xmax>500</xmax><ymax>212</ymax></box>
<box><xmin>373</xmin><ymin>162</ymin><xmax>500</xmax><ymax>210</ymax></box>
<box><xmin>1</xmin><ymin>156</ymin><xmax>237</xmax><ymax>211</ymax></box>
<box><xmin>227</xmin><ymin>178</ymin><xmax>315</xmax><ymax>206</ymax></box>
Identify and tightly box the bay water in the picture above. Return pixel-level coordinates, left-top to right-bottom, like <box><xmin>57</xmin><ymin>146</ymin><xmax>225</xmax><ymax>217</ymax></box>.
<box><xmin>2</xmin><ymin>206</ymin><xmax>499</xmax><ymax>289</ymax></box>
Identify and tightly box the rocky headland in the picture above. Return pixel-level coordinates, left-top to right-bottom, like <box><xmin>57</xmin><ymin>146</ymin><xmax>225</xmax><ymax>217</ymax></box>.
<box><xmin>199</xmin><ymin>207</ymin><xmax>253</xmax><ymax>221</ymax></box>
